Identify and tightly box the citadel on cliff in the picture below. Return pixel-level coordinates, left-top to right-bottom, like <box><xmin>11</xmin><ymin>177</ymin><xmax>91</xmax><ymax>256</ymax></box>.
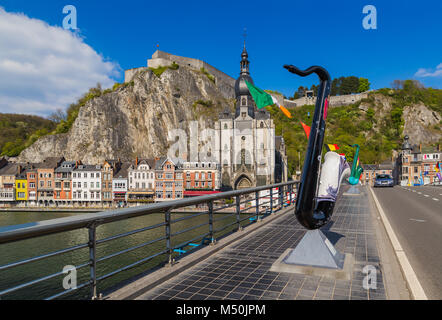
<box><xmin>127</xmin><ymin>46</ymin><xmax>288</xmax><ymax>190</ymax></box>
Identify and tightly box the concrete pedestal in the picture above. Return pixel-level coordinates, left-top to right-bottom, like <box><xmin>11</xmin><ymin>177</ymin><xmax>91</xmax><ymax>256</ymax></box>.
<box><xmin>270</xmin><ymin>229</ymin><xmax>354</xmax><ymax>280</ymax></box>
<box><xmin>344</xmin><ymin>185</ymin><xmax>361</xmax><ymax>196</ymax></box>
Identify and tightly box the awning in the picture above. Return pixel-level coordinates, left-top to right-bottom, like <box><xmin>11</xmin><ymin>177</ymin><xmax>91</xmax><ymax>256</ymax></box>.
<box><xmin>183</xmin><ymin>190</ymin><xmax>221</xmax><ymax>197</ymax></box>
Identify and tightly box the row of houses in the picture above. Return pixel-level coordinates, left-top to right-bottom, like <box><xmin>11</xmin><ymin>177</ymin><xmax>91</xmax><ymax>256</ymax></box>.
<box><xmin>359</xmin><ymin>161</ymin><xmax>394</xmax><ymax>186</ymax></box>
<box><xmin>359</xmin><ymin>138</ymin><xmax>442</xmax><ymax>186</ymax></box>
<box><xmin>0</xmin><ymin>156</ymin><xmax>221</xmax><ymax>207</ymax></box>
<box><xmin>399</xmin><ymin>139</ymin><xmax>442</xmax><ymax>186</ymax></box>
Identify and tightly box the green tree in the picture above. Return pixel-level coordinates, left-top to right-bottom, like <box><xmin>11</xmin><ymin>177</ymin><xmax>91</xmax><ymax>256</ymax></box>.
<box><xmin>358</xmin><ymin>78</ymin><xmax>370</xmax><ymax>92</ymax></box>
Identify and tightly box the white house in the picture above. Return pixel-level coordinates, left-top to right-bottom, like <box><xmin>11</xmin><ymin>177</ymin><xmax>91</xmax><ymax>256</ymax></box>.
<box><xmin>72</xmin><ymin>164</ymin><xmax>102</xmax><ymax>204</ymax></box>
<box><xmin>127</xmin><ymin>158</ymin><xmax>156</xmax><ymax>203</ymax></box>
<box><xmin>113</xmin><ymin>162</ymin><xmax>131</xmax><ymax>205</ymax></box>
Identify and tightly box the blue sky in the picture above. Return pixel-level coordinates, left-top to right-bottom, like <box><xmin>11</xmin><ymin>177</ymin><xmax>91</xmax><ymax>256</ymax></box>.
<box><xmin>0</xmin><ymin>0</ymin><xmax>441</xmax><ymax>115</ymax></box>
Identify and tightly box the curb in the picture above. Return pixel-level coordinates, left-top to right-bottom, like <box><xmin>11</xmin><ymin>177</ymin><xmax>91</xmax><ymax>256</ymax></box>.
<box><xmin>369</xmin><ymin>187</ymin><xmax>427</xmax><ymax>300</ymax></box>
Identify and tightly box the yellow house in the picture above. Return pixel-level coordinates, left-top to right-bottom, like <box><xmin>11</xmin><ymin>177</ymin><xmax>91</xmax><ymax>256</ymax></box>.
<box><xmin>15</xmin><ymin>173</ymin><xmax>28</xmax><ymax>201</ymax></box>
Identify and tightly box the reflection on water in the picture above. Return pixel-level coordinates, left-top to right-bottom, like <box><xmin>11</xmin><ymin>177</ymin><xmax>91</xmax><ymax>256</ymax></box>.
<box><xmin>0</xmin><ymin>209</ymin><xmax>251</xmax><ymax>300</ymax></box>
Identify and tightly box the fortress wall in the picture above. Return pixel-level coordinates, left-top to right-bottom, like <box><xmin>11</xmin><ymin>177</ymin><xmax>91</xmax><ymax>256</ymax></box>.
<box><xmin>148</xmin><ymin>50</ymin><xmax>235</xmax><ymax>87</ymax></box>
<box><xmin>284</xmin><ymin>91</ymin><xmax>370</xmax><ymax>108</ymax></box>
<box><xmin>124</xmin><ymin>67</ymin><xmax>148</xmax><ymax>83</ymax></box>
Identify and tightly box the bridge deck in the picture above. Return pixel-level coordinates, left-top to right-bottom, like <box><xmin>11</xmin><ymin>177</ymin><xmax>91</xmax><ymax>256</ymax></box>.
<box><xmin>116</xmin><ymin>185</ymin><xmax>392</xmax><ymax>300</ymax></box>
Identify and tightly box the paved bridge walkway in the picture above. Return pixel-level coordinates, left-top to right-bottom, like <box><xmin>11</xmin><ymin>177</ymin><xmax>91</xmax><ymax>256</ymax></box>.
<box><xmin>107</xmin><ymin>185</ymin><xmax>410</xmax><ymax>300</ymax></box>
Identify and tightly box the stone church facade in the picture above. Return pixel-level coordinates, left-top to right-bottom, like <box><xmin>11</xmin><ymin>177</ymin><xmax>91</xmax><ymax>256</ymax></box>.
<box><xmin>214</xmin><ymin>45</ymin><xmax>288</xmax><ymax>190</ymax></box>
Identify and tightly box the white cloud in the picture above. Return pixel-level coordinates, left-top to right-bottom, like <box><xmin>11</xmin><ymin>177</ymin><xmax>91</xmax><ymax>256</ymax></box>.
<box><xmin>414</xmin><ymin>63</ymin><xmax>442</xmax><ymax>78</ymax></box>
<box><xmin>0</xmin><ymin>7</ymin><xmax>120</xmax><ymax>116</ymax></box>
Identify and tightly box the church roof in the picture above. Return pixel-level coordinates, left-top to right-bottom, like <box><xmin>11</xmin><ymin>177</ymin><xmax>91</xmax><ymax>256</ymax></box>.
<box><xmin>255</xmin><ymin>110</ymin><xmax>270</xmax><ymax>120</ymax></box>
<box><xmin>219</xmin><ymin>107</ymin><xmax>234</xmax><ymax>119</ymax></box>
<box><xmin>234</xmin><ymin>44</ymin><xmax>253</xmax><ymax>98</ymax></box>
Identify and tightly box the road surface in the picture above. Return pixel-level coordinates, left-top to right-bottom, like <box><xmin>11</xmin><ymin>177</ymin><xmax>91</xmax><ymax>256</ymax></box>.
<box><xmin>372</xmin><ymin>185</ymin><xmax>442</xmax><ymax>299</ymax></box>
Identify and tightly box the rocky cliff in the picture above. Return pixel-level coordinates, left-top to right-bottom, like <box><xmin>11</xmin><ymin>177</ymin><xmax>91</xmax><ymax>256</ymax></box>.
<box><xmin>18</xmin><ymin>65</ymin><xmax>235</xmax><ymax>163</ymax></box>
<box><xmin>359</xmin><ymin>93</ymin><xmax>441</xmax><ymax>145</ymax></box>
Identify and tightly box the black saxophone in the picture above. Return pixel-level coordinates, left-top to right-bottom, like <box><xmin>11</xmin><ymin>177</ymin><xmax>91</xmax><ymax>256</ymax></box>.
<box><xmin>284</xmin><ymin>65</ymin><xmax>350</xmax><ymax>230</ymax></box>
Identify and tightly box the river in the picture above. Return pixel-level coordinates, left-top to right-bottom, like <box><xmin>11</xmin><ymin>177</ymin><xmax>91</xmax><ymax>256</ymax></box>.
<box><xmin>0</xmin><ymin>209</ymin><xmax>244</xmax><ymax>300</ymax></box>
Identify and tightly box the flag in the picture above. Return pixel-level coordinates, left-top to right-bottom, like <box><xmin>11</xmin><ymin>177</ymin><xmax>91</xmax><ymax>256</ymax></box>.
<box><xmin>325</xmin><ymin>144</ymin><xmax>340</xmax><ymax>152</ymax></box>
<box><xmin>245</xmin><ymin>80</ymin><xmax>292</xmax><ymax>118</ymax></box>
<box><xmin>300</xmin><ymin>122</ymin><xmax>311</xmax><ymax>139</ymax></box>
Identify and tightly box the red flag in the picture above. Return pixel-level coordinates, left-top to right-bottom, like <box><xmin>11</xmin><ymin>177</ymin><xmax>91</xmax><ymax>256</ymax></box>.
<box><xmin>300</xmin><ymin>122</ymin><xmax>311</xmax><ymax>139</ymax></box>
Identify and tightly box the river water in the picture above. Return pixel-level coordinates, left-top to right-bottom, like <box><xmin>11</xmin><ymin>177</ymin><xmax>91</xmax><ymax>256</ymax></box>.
<box><xmin>0</xmin><ymin>210</ymin><xmax>246</xmax><ymax>300</ymax></box>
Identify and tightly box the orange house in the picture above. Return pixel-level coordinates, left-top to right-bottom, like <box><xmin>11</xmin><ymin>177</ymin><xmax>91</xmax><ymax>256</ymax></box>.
<box><xmin>54</xmin><ymin>161</ymin><xmax>77</xmax><ymax>204</ymax></box>
<box><xmin>154</xmin><ymin>157</ymin><xmax>184</xmax><ymax>202</ymax></box>
<box><xmin>37</xmin><ymin>157</ymin><xmax>65</xmax><ymax>205</ymax></box>
<box><xmin>26</xmin><ymin>165</ymin><xmax>38</xmax><ymax>202</ymax></box>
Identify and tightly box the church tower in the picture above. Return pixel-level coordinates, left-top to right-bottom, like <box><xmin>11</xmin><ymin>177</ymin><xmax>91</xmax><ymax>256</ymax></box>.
<box><xmin>234</xmin><ymin>44</ymin><xmax>256</xmax><ymax>119</ymax></box>
<box><xmin>216</xmin><ymin>43</ymin><xmax>277</xmax><ymax>191</ymax></box>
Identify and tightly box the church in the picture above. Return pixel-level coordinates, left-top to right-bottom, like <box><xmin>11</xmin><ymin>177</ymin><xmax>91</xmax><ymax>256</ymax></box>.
<box><xmin>214</xmin><ymin>45</ymin><xmax>288</xmax><ymax>190</ymax></box>
<box><xmin>124</xmin><ymin>45</ymin><xmax>288</xmax><ymax>190</ymax></box>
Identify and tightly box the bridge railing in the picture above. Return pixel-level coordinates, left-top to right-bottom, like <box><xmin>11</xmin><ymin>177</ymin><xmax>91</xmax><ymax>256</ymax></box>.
<box><xmin>0</xmin><ymin>181</ymin><xmax>298</xmax><ymax>300</ymax></box>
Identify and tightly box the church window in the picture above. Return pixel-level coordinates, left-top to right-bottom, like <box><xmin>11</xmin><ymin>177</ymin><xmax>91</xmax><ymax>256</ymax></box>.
<box><xmin>241</xmin><ymin>112</ymin><xmax>246</xmax><ymax>118</ymax></box>
<box><xmin>224</xmin><ymin>123</ymin><xmax>227</xmax><ymax>129</ymax></box>
<box><xmin>260</xmin><ymin>122</ymin><xmax>264</xmax><ymax>128</ymax></box>
<box><xmin>241</xmin><ymin>97</ymin><xmax>247</xmax><ymax>106</ymax></box>
<box><xmin>241</xmin><ymin>149</ymin><xmax>246</xmax><ymax>165</ymax></box>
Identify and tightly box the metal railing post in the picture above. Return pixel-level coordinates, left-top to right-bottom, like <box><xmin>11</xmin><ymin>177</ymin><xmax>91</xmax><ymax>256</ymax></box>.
<box><xmin>88</xmin><ymin>224</ymin><xmax>97</xmax><ymax>300</ymax></box>
<box><xmin>270</xmin><ymin>188</ymin><xmax>273</xmax><ymax>214</ymax></box>
<box><xmin>208</xmin><ymin>201</ymin><xmax>214</xmax><ymax>244</ymax></box>
<box><xmin>165</xmin><ymin>209</ymin><xmax>173</xmax><ymax>266</ymax></box>
<box><xmin>236</xmin><ymin>196</ymin><xmax>241</xmax><ymax>231</ymax></box>
<box><xmin>289</xmin><ymin>183</ymin><xmax>293</xmax><ymax>205</ymax></box>
<box><xmin>279</xmin><ymin>186</ymin><xmax>283</xmax><ymax>209</ymax></box>
<box><xmin>255</xmin><ymin>191</ymin><xmax>260</xmax><ymax>221</ymax></box>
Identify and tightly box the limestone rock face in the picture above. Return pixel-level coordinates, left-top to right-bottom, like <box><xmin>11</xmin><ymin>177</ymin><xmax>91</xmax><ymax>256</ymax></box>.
<box><xmin>403</xmin><ymin>103</ymin><xmax>441</xmax><ymax>144</ymax></box>
<box><xmin>359</xmin><ymin>93</ymin><xmax>441</xmax><ymax>144</ymax></box>
<box><xmin>18</xmin><ymin>66</ymin><xmax>235</xmax><ymax>163</ymax></box>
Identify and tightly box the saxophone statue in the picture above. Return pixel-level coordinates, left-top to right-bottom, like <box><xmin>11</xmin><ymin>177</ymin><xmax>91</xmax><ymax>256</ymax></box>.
<box><xmin>348</xmin><ymin>144</ymin><xmax>364</xmax><ymax>185</ymax></box>
<box><xmin>284</xmin><ymin>65</ymin><xmax>351</xmax><ymax>230</ymax></box>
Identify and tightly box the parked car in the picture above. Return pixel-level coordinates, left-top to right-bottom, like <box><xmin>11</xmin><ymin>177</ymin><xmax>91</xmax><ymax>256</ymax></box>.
<box><xmin>374</xmin><ymin>174</ymin><xmax>394</xmax><ymax>187</ymax></box>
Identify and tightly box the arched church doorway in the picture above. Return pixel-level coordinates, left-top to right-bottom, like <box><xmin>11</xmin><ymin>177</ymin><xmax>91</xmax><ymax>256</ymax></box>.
<box><xmin>235</xmin><ymin>175</ymin><xmax>252</xmax><ymax>190</ymax></box>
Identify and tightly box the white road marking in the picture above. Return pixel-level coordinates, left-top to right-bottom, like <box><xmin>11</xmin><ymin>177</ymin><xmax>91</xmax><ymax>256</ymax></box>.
<box><xmin>369</xmin><ymin>187</ymin><xmax>428</xmax><ymax>300</ymax></box>
<box><xmin>433</xmin><ymin>198</ymin><xmax>439</xmax><ymax>201</ymax></box>
<box><xmin>424</xmin><ymin>195</ymin><xmax>429</xmax><ymax>197</ymax></box>
<box><xmin>418</xmin><ymin>192</ymin><xmax>422</xmax><ymax>194</ymax></box>
<box><xmin>409</xmin><ymin>218</ymin><xmax>426</xmax><ymax>223</ymax></box>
